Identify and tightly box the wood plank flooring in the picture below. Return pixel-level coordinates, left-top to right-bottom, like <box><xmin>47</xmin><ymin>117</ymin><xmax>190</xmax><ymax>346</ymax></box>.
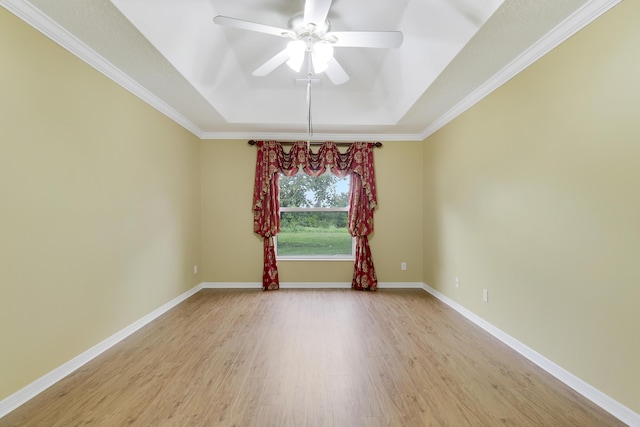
<box><xmin>1</xmin><ymin>289</ymin><xmax>624</xmax><ymax>426</ymax></box>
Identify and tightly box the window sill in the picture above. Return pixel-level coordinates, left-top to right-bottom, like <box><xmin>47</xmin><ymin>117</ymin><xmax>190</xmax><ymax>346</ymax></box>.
<box><xmin>277</xmin><ymin>257</ymin><xmax>355</xmax><ymax>262</ymax></box>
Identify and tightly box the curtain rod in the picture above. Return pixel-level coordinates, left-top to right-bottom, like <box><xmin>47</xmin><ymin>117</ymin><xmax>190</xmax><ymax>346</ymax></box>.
<box><xmin>248</xmin><ymin>140</ymin><xmax>382</xmax><ymax>148</ymax></box>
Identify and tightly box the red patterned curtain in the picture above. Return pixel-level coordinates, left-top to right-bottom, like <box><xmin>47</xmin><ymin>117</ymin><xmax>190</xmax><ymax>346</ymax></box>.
<box><xmin>252</xmin><ymin>140</ymin><xmax>378</xmax><ymax>290</ymax></box>
<box><xmin>252</xmin><ymin>141</ymin><xmax>281</xmax><ymax>290</ymax></box>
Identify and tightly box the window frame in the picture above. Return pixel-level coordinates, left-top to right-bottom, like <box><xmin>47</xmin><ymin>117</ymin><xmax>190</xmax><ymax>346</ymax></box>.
<box><xmin>276</xmin><ymin>177</ymin><xmax>355</xmax><ymax>261</ymax></box>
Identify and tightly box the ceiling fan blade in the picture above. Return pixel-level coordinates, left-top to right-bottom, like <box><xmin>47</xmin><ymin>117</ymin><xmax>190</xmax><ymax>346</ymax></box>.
<box><xmin>303</xmin><ymin>0</ymin><xmax>332</xmax><ymax>26</ymax></box>
<box><xmin>324</xmin><ymin>57</ymin><xmax>349</xmax><ymax>85</ymax></box>
<box><xmin>252</xmin><ymin>48</ymin><xmax>291</xmax><ymax>76</ymax></box>
<box><xmin>213</xmin><ymin>15</ymin><xmax>289</xmax><ymax>38</ymax></box>
<box><xmin>330</xmin><ymin>31</ymin><xmax>403</xmax><ymax>48</ymax></box>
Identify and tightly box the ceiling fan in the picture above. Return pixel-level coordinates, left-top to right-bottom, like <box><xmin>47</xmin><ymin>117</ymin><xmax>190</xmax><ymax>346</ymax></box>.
<box><xmin>213</xmin><ymin>0</ymin><xmax>403</xmax><ymax>85</ymax></box>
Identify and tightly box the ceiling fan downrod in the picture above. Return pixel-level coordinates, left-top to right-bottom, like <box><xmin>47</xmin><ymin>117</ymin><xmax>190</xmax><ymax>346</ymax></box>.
<box><xmin>306</xmin><ymin>71</ymin><xmax>313</xmax><ymax>147</ymax></box>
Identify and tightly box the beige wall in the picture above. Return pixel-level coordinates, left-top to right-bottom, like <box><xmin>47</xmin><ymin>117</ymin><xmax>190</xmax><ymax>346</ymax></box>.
<box><xmin>423</xmin><ymin>0</ymin><xmax>639</xmax><ymax>413</ymax></box>
<box><xmin>201</xmin><ymin>140</ymin><xmax>423</xmax><ymax>284</ymax></box>
<box><xmin>200</xmin><ymin>140</ymin><xmax>263</xmax><ymax>282</ymax></box>
<box><xmin>0</xmin><ymin>9</ymin><xmax>201</xmax><ymax>400</ymax></box>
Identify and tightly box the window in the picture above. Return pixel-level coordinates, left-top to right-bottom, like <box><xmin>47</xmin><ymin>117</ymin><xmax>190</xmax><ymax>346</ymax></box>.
<box><xmin>277</xmin><ymin>171</ymin><xmax>353</xmax><ymax>259</ymax></box>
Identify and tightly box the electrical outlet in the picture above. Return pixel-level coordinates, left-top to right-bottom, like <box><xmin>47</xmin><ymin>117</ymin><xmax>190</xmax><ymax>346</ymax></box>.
<box><xmin>455</xmin><ymin>277</ymin><xmax>460</xmax><ymax>288</ymax></box>
<box><xmin>483</xmin><ymin>289</ymin><xmax>488</xmax><ymax>302</ymax></box>
<box><xmin>401</xmin><ymin>262</ymin><xmax>407</xmax><ymax>271</ymax></box>
<box><xmin>194</xmin><ymin>265</ymin><xmax>198</xmax><ymax>274</ymax></box>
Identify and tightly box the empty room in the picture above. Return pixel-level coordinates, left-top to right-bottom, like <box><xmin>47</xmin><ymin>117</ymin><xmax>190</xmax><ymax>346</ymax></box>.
<box><xmin>1</xmin><ymin>0</ymin><xmax>638</xmax><ymax>425</ymax></box>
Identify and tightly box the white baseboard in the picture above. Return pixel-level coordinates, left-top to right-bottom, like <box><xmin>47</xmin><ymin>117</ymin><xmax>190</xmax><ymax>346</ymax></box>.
<box><xmin>201</xmin><ymin>281</ymin><xmax>353</xmax><ymax>289</ymax></box>
<box><xmin>3</xmin><ymin>281</ymin><xmax>637</xmax><ymax>426</ymax></box>
<box><xmin>419</xmin><ymin>283</ymin><xmax>640</xmax><ymax>427</ymax></box>
<box><xmin>0</xmin><ymin>280</ymin><xmax>433</xmax><ymax>418</ymax></box>
<box><xmin>201</xmin><ymin>282</ymin><xmax>425</xmax><ymax>289</ymax></box>
<box><xmin>281</xmin><ymin>282</ymin><xmax>351</xmax><ymax>288</ymax></box>
<box><xmin>378</xmin><ymin>282</ymin><xmax>424</xmax><ymax>289</ymax></box>
<box><xmin>0</xmin><ymin>283</ymin><xmax>204</xmax><ymax>419</ymax></box>
<box><xmin>201</xmin><ymin>282</ymin><xmax>262</xmax><ymax>289</ymax></box>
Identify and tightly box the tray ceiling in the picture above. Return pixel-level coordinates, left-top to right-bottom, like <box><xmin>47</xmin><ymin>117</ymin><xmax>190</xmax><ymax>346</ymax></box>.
<box><xmin>1</xmin><ymin>0</ymin><xmax>620</xmax><ymax>140</ymax></box>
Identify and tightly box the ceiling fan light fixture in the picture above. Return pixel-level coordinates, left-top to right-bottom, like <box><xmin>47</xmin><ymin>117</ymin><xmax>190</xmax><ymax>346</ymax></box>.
<box><xmin>314</xmin><ymin>41</ymin><xmax>333</xmax><ymax>62</ymax></box>
<box><xmin>286</xmin><ymin>55</ymin><xmax>305</xmax><ymax>72</ymax></box>
<box><xmin>214</xmin><ymin>1</ymin><xmax>403</xmax><ymax>84</ymax></box>
<box><xmin>311</xmin><ymin>52</ymin><xmax>328</xmax><ymax>73</ymax></box>
<box><xmin>286</xmin><ymin>39</ymin><xmax>306</xmax><ymax>71</ymax></box>
<box><xmin>311</xmin><ymin>41</ymin><xmax>333</xmax><ymax>74</ymax></box>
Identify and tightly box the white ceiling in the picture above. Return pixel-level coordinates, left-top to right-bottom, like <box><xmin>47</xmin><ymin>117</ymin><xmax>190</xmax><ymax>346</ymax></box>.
<box><xmin>1</xmin><ymin>0</ymin><xmax>620</xmax><ymax>141</ymax></box>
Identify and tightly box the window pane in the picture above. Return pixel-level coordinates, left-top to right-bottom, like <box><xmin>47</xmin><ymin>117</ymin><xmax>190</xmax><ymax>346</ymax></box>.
<box><xmin>279</xmin><ymin>173</ymin><xmax>349</xmax><ymax>208</ymax></box>
<box><xmin>278</xmin><ymin>211</ymin><xmax>351</xmax><ymax>256</ymax></box>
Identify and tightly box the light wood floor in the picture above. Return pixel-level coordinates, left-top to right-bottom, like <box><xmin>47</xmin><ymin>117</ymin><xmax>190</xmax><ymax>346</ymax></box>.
<box><xmin>1</xmin><ymin>289</ymin><xmax>624</xmax><ymax>426</ymax></box>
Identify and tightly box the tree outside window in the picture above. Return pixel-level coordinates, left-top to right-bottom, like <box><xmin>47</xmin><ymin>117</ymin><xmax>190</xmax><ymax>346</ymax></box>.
<box><xmin>277</xmin><ymin>171</ymin><xmax>353</xmax><ymax>258</ymax></box>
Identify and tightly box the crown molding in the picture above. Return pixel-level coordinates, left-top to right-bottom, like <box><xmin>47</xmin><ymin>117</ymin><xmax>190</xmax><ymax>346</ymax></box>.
<box><xmin>199</xmin><ymin>131</ymin><xmax>424</xmax><ymax>142</ymax></box>
<box><xmin>0</xmin><ymin>0</ymin><xmax>203</xmax><ymax>138</ymax></box>
<box><xmin>419</xmin><ymin>0</ymin><xmax>623</xmax><ymax>140</ymax></box>
<box><xmin>1</xmin><ymin>0</ymin><xmax>621</xmax><ymax>142</ymax></box>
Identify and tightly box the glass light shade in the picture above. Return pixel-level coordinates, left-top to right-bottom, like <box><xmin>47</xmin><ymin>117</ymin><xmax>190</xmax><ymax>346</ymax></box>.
<box><xmin>314</xmin><ymin>42</ymin><xmax>333</xmax><ymax>63</ymax></box>
<box><xmin>286</xmin><ymin>40</ymin><xmax>306</xmax><ymax>72</ymax></box>
<box><xmin>311</xmin><ymin>42</ymin><xmax>333</xmax><ymax>74</ymax></box>
<box><xmin>311</xmin><ymin>53</ymin><xmax>328</xmax><ymax>73</ymax></box>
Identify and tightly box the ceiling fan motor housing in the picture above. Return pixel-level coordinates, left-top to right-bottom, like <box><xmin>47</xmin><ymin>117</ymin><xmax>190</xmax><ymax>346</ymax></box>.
<box><xmin>288</xmin><ymin>11</ymin><xmax>331</xmax><ymax>37</ymax></box>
